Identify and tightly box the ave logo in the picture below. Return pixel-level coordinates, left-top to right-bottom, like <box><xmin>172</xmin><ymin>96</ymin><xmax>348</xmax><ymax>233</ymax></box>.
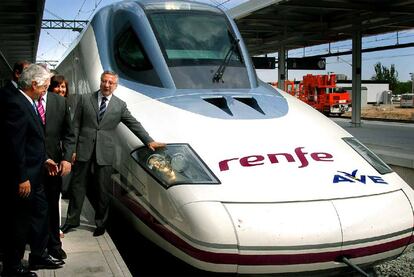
<box><xmin>333</xmin><ymin>169</ymin><xmax>388</xmax><ymax>184</ymax></box>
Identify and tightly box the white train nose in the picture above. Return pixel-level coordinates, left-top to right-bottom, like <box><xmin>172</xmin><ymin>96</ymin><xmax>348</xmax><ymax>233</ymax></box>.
<box><xmin>224</xmin><ymin>200</ymin><xmax>342</xmax><ymax>274</ymax></box>
<box><xmin>331</xmin><ymin>190</ymin><xmax>413</xmax><ymax>264</ymax></box>
<box><xmin>222</xmin><ymin>190</ymin><xmax>413</xmax><ymax>274</ymax></box>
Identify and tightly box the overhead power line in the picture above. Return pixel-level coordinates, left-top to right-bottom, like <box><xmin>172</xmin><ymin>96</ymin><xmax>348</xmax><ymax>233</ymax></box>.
<box><xmin>75</xmin><ymin>0</ymin><xmax>88</xmax><ymax>20</ymax></box>
<box><xmin>45</xmin><ymin>8</ymin><xmax>64</xmax><ymax>20</ymax></box>
<box><xmin>86</xmin><ymin>0</ymin><xmax>104</xmax><ymax>21</ymax></box>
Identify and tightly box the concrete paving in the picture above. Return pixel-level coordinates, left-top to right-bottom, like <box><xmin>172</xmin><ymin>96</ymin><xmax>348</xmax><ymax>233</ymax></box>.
<box><xmin>29</xmin><ymin>198</ymin><xmax>131</xmax><ymax>277</ymax></box>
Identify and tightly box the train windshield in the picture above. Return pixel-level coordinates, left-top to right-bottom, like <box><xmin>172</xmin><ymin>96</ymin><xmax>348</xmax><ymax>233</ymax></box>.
<box><xmin>146</xmin><ymin>8</ymin><xmax>250</xmax><ymax>89</ymax></box>
<box><xmin>149</xmin><ymin>12</ymin><xmax>242</xmax><ymax>66</ymax></box>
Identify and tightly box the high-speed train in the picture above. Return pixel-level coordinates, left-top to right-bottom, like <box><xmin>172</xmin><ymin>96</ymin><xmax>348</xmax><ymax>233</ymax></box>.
<box><xmin>56</xmin><ymin>0</ymin><xmax>414</xmax><ymax>275</ymax></box>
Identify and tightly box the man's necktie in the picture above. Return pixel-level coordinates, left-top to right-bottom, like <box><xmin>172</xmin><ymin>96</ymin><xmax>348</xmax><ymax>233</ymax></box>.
<box><xmin>37</xmin><ymin>96</ymin><xmax>46</xmax><ymax>125</ymax></box>
<box><xmin>32</xmin><ymin>101</ymin><xmax>38</xmax><ymax>115</ymax></box>
<box><xmin>98</xmin><ymin>96</ymin><xmax>107</xmax><ymax>122</ymax></box>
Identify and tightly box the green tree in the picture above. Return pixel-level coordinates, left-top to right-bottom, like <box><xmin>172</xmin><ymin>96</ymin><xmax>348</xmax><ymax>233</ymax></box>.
<box><xmin>371</xmin><ymin>62</ymin><xmax>399</xmax><ymax>92</ymax></box>
<box><xmin>394</xmin><ymin>81</ymin><xmax>412</xmax><ymax>95</ymax></box>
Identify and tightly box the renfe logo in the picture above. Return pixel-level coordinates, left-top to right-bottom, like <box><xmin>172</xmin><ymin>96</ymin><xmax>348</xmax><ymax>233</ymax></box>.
<box><xmin>219</xmin><ymin>147</ymin><xmax>333</xmax><ymax>171</ymax></box>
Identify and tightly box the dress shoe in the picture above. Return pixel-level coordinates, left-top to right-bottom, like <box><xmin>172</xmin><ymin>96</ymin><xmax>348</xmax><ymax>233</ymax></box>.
<box><xmin>93</xmin><ymin>227</ymin><xmax>105</xmax><ymax>237</ymax></box>
<box><xmin>60</xmin><ymin>223</ymin><xmax>79</xmax><ymax>234</ymax></box>
<box><xmin>49</xmin><ymin>255</ymin><xmax>65</xmax><ymax>265</ymax></box>
<box><xmin>28</xmin><ymin>255</ymin><xmax>64</xmax><ymax>270</ymax></box>
<box><xmin>49</xmin><ymin>248</ymin><xmax>67</xmax><ymax>260</ymax></box>
<box><xmin>2</xmin><ymin>265</ymin><xmax>38</xmax><ymax>276</ymax></box>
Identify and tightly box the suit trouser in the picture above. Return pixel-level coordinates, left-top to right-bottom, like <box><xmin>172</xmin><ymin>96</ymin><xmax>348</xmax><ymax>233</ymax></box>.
<box><xmin>44</xmin><ymin>174</ymin><xmax>62</xmax><ymax>251</ymax></box>
<box><xmin>0</xmin><ymin>185</ymin><xmax>7</xmax><ymax>256</ymax></box>
<box><xmin>66</xmin><ymin>158</ymin><xmax>113</xmax><ymax>228</ymax></box>
<box><xmin>29</xmin><ymin>184</ymin><xmax>50</xmax><ymax>259</ymax></box>
<box><xmin>3</xmin><ymin>184</ymin><xmax>49</xmax><ymax>270</ymax></box>
<box><xmin>3</xmin><ymin>194</ymin><xmax>30</xmax><ymax>270</ymax></box>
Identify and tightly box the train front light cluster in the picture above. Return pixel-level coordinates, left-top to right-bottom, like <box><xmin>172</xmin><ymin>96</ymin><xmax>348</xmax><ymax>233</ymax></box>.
<box><xmin>131</xmin><ymin>144</ymin><xmax>220</xmax><ymax>188</ymax></box>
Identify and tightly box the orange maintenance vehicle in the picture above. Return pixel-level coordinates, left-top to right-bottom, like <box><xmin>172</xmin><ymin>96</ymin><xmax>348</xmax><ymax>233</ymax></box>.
<box><xmin>274</xmin><ymin>74</ymin><xmax>351</xmax><ymax>116</ymax></box>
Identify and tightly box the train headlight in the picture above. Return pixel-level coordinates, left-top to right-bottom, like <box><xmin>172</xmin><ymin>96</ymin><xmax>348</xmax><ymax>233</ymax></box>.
<box><xmin>343</xmin><ymin>137</ymin><xmax>393</xmax><ymax>174</ymax></box>
<box><xmin>132</xmin><ymin>144</ymin><xmax>220</xmax><ymax>188</ymax></box>
<box><xmin>171</xmin><ymin>153</ymin><xmax>188</xmax><ymax>173</ymax></box>
<box><xmin>147</xmin><ymin>154</ymin><xmax>176</xmax><ymax>181</ymax></box>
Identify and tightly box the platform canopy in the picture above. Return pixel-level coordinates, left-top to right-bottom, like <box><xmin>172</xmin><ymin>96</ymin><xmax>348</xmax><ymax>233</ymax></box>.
<box><xmin>0</xmin><ymin>0</ymin><xmax>45</xmax><ymax>81</ymax></box>
<box><xmin>229</xmin><ymin>0</ymin><xmax>414</xmax><ymax>56</ymax></box>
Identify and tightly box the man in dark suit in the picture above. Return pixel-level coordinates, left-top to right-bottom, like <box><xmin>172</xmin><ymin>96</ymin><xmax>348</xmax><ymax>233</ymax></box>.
<box><xmin>0</xmin><ymin>60</ymin><xmax>29</xmax><ymax>260</ymax></box>
<box><xmin>0</xmin><ymin>64</ymin><xmax>62</xmax><ymax>277</ymax></box>
<box><xmin>36</xmin><ymin>88</ymin><xmax>75</xmax><ymax>260</ymax></box>
<box><xmin>1</xmin><ymin>60</ymin><xmax>30</xmax><ymax>92</ymax></box>
<box><xmin>61</xmin><ymin>70</ymin><xmax>165</xmax><ymax>236</ymax></box>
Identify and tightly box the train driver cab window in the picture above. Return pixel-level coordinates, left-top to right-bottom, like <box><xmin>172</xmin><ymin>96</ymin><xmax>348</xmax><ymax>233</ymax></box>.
<box><xmin>115</xmin><ymin>27</ymin><xmax>162</xmax><ymax>87</ymax></box>
<box><xmin>147</xmin><ymin>9</ymin><xmax>250</xmax><ymax>89</ymax></box>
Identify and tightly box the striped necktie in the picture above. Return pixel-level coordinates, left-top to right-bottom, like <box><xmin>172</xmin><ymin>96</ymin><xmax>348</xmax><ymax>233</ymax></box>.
<box><xmin>98</xmin><ymin>96</ymin><xmax>107</xmax><ymax>122</ymax></box>
<box><xmin>37</xmin><ymin>96</ymin><xmax>46</xmax><ymax>125</ymax></box>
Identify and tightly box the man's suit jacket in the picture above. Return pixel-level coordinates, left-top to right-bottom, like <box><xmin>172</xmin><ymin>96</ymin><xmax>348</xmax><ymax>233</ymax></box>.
<box><xmin>1</xmin><ymin>80</ymin><xmax>17</xmax><ymax>96</ymax></box>
<box><xmin>45</xmin><ymin>92</ymin><xmax>75</xmax><ymax>163</ymax></box>
<box><xmin>0</xmin><ymin>81</ymin><xmax>17</xmax><ymax>150</ymax></box>
<box><xmin>0</xmin><ymin>82</ymin><xmax>20</xmax><ymax>191</ymax></box>
<box><xmin>0</xmin><ymin>85</ymin><xmax>46</xmax><ymax>188</ymax></box>
<box><xmin>74</xmin><ymin>91</ymin><xmax>153</xmax><ymax>165</ymax></box>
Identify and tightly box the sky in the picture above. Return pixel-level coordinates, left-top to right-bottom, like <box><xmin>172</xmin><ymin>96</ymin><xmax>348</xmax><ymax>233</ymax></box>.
<box><xmin>37</xmin><ymin>0</ymin><xmax>414</xmax><ymax>82</ymax></box>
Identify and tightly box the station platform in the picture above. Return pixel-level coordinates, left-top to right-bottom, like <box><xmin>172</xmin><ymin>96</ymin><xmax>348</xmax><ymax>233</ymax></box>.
<box><xmin>25</xmin><ymin>198</ymin><xmax>131</xmax><ymax>277</ymax></box>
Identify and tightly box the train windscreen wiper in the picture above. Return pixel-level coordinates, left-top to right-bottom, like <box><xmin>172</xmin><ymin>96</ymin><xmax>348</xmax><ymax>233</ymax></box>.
<box><xmin>212</xmin><ymin>37</ymin><xmax>240</xmax><ymax>83</ymax></box>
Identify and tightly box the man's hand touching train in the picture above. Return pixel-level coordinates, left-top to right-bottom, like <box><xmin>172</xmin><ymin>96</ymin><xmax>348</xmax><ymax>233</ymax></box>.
<box><xmin>148</xmin><ymin>141</ymin><xmax>166</xmax><ymax>151</ymax></box>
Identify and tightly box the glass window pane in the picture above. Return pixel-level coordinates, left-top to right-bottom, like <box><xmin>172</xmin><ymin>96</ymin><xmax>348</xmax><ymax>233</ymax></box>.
<box><xmin>149</xmin><ymin>12</ymin><xmax>243</xmax><ymax>66</ymax></box>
